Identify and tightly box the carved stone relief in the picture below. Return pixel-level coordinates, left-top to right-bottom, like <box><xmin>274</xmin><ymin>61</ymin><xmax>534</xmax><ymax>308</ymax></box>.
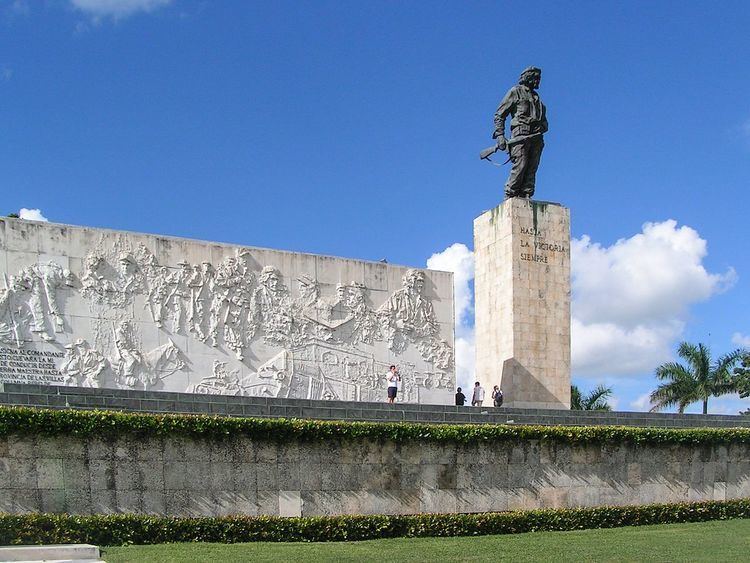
<box><xmin>1</xmin><ymin>262</ymin><xmax>73</xmax><ymax>343</ymax></box>
<box><xmin>60</xmin><ymin>338</ymin><xmax>107</xmax><ymax>388</ymax></box>
<box><xmin>0</xmin><ymin>223</ymin><xmax>454</xmax><ymax>403</ymax></box>
<box><xmin>188</xmin><ymin>360</ymin><xmax>244</xmax><ymax>395</ymax></box>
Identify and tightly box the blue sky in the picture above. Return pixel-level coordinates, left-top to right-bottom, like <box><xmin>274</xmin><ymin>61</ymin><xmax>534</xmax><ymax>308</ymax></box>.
<box><xmin>2</xmin><ymin>0</ymin><xmax>749</xmax><ymax>413</ymax></box>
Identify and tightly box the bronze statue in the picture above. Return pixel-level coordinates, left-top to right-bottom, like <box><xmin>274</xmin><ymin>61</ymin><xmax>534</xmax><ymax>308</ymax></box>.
<box><xmin>481</xmin><ymin>66</ymin><xmax>548</xmax><ymax>199</ymax></box>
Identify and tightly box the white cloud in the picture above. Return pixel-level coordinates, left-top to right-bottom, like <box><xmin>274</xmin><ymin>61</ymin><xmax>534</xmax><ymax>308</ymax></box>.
<box><xmin>572</xmin><ymin>220</ymin><xmax>735</xmax><ymax>376</ymax></box>
<box><xmin>700</xmin><ymin>394</ymin><xmax>750</xmax><ymax>415</ymax></box>
<box><xmin>732</xmin><ymin>332</ymin><xmax>750</xmax><ymax>347</ymax></box>
<box><xmin>0</xmin><ymin>67</ymin><xmax>12</xmax><ymax>82</ymax></box>
<box><xmin>19</xmin><ymin>208</ymin><xmax>48</xmax><ymax>222</ymax></box>
<box><xmin>428</xmin><ymin>220</ymin><xmax>733</xmax><ymax>391</ymax></box>
<box><xmin>70</xmin><ymin>0</ymin><xmax>172</xmax><ymax>21</ymax></box>
<box><xmin>426</xmin><ymin>243</ymin><xmax>474</xmax><ymax>336</ymax></box>
<box><xmin>572</xmin><ymin>319</ymin><xmax>683</xmax><ymax>376</ymax></box>
<box><xmin>427</xmin><ymin>243</ymin><xmax>475</xmax><ymax>390</ymax></box>
<box><xmin>630</xmin><ymin>393</ymin><xmax>652</xmax><ymax>412</ymax></box>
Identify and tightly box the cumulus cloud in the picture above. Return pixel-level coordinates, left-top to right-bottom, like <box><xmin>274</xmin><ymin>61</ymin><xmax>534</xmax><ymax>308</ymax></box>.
<box><xmin>426</xmin><ymin>243</ymin><xmax>474</xmax><ymax>335</ymax></box>
<box><xmin>70</xmin><ymin>0</ymin><xmax>172</xmax><ymax>21</ymax></box>
<box><xmin>732</xmin><ymin>332</ymin><xmax>750</xmax><ymax>347</ymax></box>
<box><xmin>572</xmin><ymin>220</ymin><xmax>735</xmax><ymax>376</ymax></box>
<box><xmin>630</xmin><ymin>393</ymin><xmax>652</xmax><ymax>411</ymax></box>
<box><xmin>427</xmin><ymin>243</ymin><xmax>475</xmax><ymax>390</ymax></box>
<box><xmin>428</xmin><ymin>220</ymin><xmax>733</xmax><ymax>390</ymax></box>
<box><xmin>19</xmin><ymin>208</ymin><xmax>48</xmax><ymax>222</ymax></box>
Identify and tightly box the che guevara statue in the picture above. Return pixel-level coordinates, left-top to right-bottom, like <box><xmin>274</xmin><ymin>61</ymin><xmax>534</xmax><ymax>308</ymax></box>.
<box><xmin>481</xmin><ymin>66</ymin><xmax>548</xmax><ymax>199</ymax></box>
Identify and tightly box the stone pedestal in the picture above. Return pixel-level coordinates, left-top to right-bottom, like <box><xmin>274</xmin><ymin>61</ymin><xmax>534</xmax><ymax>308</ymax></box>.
<box><xmin>474</xmin><ymin>198</ymin><xmax>570</xmax><ymax>409</ymax></box>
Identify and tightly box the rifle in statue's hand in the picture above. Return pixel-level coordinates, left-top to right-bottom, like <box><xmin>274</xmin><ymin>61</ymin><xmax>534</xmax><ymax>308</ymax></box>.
<box><xmin>480</xmin><ymin>145</ymin><xmax>501</xmax><ymax>160</ymax></box>
<box><xmin>479</xmin><ymin>132</ymin><xmax>543</xmax><ymax>163</ymax></box>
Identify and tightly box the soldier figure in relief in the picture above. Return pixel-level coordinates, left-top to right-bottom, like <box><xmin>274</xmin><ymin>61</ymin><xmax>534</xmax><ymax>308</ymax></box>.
<box><xmin>116</xmin><ymin>252</ymin><xmax>140</xmax><ymax>295</ymax></box>
<box><xmin>209</xmin><ymin>252</ymin><xmax>253</xmax><ymax>359</ymax></box>
<box><xmin>250</xmin><ymin>265</ymin><xmax>291</xmax><ymax>345</ymax></box>
<box><xmin>291</xmin><ymin>274</ymin><xmax>334</xmax><ymax>343</ymax></box>
<box><xmin>16</xmin><ymin>262</ymin><xmax>72</xmax><ymax>341</ymax></box>
<box><xmin>493</xmin><ymin>66</ymin><xmax>548</xmax><ymax>199</ymax></box>
<box><xmin>378</xmin><ymin>269</ymin><xmax>438</xmax><ymax>354</ymax></box>
<box><xmin>188</xmin><ymin>261</ymin><xmax>214</xmax><ymax>341</ymax></box>
<box><xmin>80</xmin><ymin>255</ymin><xmax>104</xmax><ymax>293</ymax></box>
<box><xmin>209</xmin><ymin>256</ymin><xmax>236</xmax><ymax>348</ymax></box>
<box><xmin>147</xmin><ymin>266</ymin><xmax>170</xmax><ymax>328</ymax></box>
<box><xmin>381</xmin><ymin>269</ymin><xmax>437</xmax><ymax>335</ymax></box>
<box><xmin>0</xmin><ymin>281</ymin><xmax>22</xmax><ymax>345</ymax></box>
<box><xmin>340</xmin><ymin>282</ymin><xmax>379</xmax><ymax>344</ymax></box>
<box><xmin>113</xmin><ymin>321</ymin><xmax>154</xmax><ymax>389</ymax></box>
<box><xmin>167</xmin><ymin>260</ymin><xmax>193</xmax><ymax>333</ymax></box>
<box><xmin>60</xmin><ymin>338</ymin><xmax>107</xmax><ymax>388</ymax></box>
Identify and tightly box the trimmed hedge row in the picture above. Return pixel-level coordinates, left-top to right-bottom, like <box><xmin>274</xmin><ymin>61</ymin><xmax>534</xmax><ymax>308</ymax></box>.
<box><xmin>1</xmin><ymin>405</ymin><xmax>749</xmax><ymax>446</ymax></box>
<box><xmin>0</xmin><ymin>500</ymin><xmax>748</xmax><ymax>546</ymax></box>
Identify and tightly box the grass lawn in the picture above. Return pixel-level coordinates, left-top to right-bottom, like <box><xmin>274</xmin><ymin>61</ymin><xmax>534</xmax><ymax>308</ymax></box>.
<box><xmin>102</xmin><ymin>518</ymin><xmax>750</xmax><ymax>562</ymax></box>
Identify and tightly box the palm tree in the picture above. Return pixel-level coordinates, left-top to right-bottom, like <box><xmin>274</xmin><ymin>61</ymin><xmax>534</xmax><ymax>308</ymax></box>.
<box><xmin>734</xmin><ymin>354</ymin><xmax>750</xmax><ymax>399</ymax></box>
<box><xmin>650</xmin><ymin>342</ymin><xmax>743</xmax><ymax>414</ymax></box>
<box><xmin>570</xmin><ymin>384</ymin><xmax>613</xmax><ymax>411</ymax></box>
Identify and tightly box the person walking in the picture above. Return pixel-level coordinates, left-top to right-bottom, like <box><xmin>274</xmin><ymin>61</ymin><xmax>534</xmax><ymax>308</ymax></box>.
<box><xmin>492</xmin><ymin>385</ymin><xmax>504</xmax><ymax>407</ymax></box>
<box><xmin>455</xmin><ymin>387</ymin><xmax>466</xmax><ymax>406</ymax></box>
<box><xmin>471</xmin><ymin>381</ymin><xmax>485</xmax><ymax>407</ymax></box>
<box><xmin>386</xmin><ymin>365</ymin><xmax>401</xmax><ymax>404</ymax></box>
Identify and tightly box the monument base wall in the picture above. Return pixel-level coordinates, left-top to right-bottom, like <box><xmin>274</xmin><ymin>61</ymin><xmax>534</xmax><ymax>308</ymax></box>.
<box><xmin>1</xmin><ymin>429</ymin><xmax>747</xmax><ymax>517</ymax></box>
<box><xmin>474</xmin><ymin>199</ymin><xmax>571</xmax><ymax>410</ymax></box>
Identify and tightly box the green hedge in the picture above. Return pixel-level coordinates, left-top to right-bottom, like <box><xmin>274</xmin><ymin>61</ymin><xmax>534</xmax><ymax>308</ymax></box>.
<box><xmin>0</xmin><ymin>405</ymin><xmax>749</xmax><ymax>446</ymax></box>
<box><xmin>0</xmin><ymin>500</ymin><xmax>748</xmax><ymax>546</ymax></box>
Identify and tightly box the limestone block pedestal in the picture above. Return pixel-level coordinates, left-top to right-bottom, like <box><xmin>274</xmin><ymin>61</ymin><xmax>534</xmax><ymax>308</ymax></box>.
<box><xmin>474</xmin><ymin>198</ymin><xmax>570</xmax><ymax>409</ymax></box>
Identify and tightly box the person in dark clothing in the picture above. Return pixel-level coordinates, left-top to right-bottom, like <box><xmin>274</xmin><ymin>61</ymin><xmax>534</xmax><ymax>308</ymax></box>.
<box><xmin>492</xmin><ymin>385</ymin><xmax>504</xmax><ymax>407</ymax></box>
<box><xmin>455</xmin><ymin>387</ymin><xmax>466</xmax><ymax>406</ymax></box>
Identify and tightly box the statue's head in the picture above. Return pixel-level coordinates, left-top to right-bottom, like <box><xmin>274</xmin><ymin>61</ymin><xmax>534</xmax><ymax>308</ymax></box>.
<box><xmin>519</xmin><ymin>66</ymin><xmax>542</xmax><ymax>89</ymax></box>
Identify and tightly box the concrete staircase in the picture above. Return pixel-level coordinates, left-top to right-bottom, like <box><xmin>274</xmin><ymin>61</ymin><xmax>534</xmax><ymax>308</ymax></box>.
<box><xmin>0</xmin><ymin>544</ymin><xmax>102</xmax><ymax>562</ymax></box>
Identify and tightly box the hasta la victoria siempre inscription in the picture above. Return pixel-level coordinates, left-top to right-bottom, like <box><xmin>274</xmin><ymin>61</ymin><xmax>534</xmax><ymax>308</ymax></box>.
<box><xmin>519</xmin><ymin>225</ymin><xmax>568</xmax><ymax>264</ymax></box>
<box><xmin>0</xmin><ymin>220</ymin><xmax>454</xmax><ymax>403</ymax></box>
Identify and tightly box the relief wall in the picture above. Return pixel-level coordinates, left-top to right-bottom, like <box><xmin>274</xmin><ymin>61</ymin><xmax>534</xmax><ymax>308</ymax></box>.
<box><xmin>0</xmin><ymin>219</ymin><xmax>454</xmax><ymax>404</ymax></box>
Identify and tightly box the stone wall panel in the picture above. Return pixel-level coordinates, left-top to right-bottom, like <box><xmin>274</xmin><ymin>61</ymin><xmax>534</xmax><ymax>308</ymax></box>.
<box><xmin>0</xmin><ymin>218</ymin><xmax>454</xmax><ymax>405</ymax></box>
<box><xmin>1</xmin><ymin>432</ymin><xmax>747</xmax><ymax>517</ymax></box>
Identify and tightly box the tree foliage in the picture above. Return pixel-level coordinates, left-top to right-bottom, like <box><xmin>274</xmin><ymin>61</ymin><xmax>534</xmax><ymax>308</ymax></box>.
<box><xmin>650</xmin><ymin>342</ymin><xmax>744</xmax><ymax>414</ymax></box>
<box><xmin>570</xmin><ymin>384</ymin><xmax>613</xmax><ymax>411</ymax></box>
<box><xmin>733</xmin><ymin>354</ymin><xmax>750</xmax><ymax>399</ymax></box>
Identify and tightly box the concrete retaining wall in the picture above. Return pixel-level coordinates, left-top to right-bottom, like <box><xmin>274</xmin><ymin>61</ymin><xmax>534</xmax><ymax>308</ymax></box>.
<box><xmin>1</xmin><ymin>431</ymin><xmax>748</xmax><ymax>517</ymax></box>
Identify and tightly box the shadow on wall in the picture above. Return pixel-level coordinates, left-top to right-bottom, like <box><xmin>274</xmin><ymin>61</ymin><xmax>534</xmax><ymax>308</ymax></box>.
<box><xmin>501</xmin><ymin>359</ymin><xmax>569</xmax><ymax>408</ymax></box>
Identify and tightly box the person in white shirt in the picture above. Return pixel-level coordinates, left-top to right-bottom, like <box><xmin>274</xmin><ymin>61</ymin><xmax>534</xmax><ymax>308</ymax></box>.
<box><xmin>386</xmin><ymin>365</ymin><xmax>400</xmax><ymax>403</ymax></box>
<box><xmin>472</xmin><ymin>381</ymin><xmax>485</xmax><ymax>407</ymax></box>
